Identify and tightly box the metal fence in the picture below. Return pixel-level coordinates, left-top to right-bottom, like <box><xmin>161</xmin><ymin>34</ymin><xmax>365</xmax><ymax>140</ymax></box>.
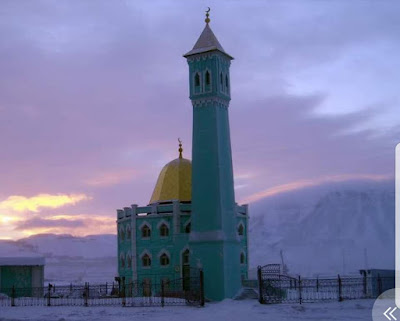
<box><xmin>0</xmin><ymin>272</ymin><xmax>204</xmax><ymax>307</ymax></box>
<box><xmin>257</xmin><ymin>266</ymin><xmax>394</xmax><ymax>304</ymax></box>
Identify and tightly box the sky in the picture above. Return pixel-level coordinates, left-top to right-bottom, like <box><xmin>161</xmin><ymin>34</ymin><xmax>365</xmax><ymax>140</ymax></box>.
<box><xmin>0</xmin><ymin>1</ymin><xmax>399</xmax><ymax>239</ymax></box>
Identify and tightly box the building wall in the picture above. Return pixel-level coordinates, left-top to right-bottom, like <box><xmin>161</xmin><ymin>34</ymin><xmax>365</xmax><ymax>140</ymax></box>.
<box><xmin>117</xmin><ymin>202</ymin><xmax>249</xmax><ymax>286</ymax></box>
<box><xmin>0</xmin><ymin>265</ymin><xmax>44</xmax><ymax>296</ymax></box>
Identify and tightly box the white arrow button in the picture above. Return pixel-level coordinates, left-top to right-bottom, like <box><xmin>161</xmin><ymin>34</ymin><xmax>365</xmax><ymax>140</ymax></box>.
<box><xmin>390</xmin><ymin>307</ymin><xmax>398</xmax><ymax>321</ymax></box>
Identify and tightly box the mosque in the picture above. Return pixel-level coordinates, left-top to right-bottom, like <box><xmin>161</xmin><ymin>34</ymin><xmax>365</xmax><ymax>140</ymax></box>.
<box><xmin>116</xmin><ymin>11</ymin><xmax>249</xmax><ymax>301</ymax></box>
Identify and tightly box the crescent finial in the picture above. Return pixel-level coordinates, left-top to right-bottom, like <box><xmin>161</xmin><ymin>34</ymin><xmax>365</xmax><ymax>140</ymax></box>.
<box><xmin>205</xmin><ymin>7</ymin><xmax>211</xmax><ymax>24</ymax></box>
<box><xmin>178</xmin><ymin>138</ymin><xmax>183</xmax><ymax>159</ymax></box>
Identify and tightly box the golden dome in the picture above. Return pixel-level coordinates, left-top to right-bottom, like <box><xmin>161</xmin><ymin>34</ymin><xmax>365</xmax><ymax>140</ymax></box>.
<box><xmin>149</xmin><ymin>142</ymin><xmax>192</xmax><ymax>204</ymax></box>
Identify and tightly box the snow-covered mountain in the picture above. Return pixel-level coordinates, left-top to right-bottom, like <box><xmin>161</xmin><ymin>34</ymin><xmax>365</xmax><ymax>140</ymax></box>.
<box><xmin>0</xmin><ymin>179</ymin><xmax>394</xmax><ymax>282</ymax></box>
<box><xmin>249</xmin><ymin>179</ymin><xmax>395</xmax><ymax>277</ymax></box>
<box><xmin>0</xmin><ymin>234</ymin><xmax>116</xmax><ymax>284</ymax></box>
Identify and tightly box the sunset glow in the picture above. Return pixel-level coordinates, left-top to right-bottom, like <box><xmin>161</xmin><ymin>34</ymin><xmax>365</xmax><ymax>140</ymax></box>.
<box><xmin>0</xmin><ymin>2</ymin><xmax>398</xmax><ymax>241</ymax></box>
<box><xmin>0</xmin><ymin>194</ymin><xmax>91</xmax><ymax>213</ymax></box>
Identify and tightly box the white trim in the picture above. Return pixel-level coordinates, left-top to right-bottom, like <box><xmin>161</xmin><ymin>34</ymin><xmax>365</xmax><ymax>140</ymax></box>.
<box><xmin>139</xmin><ymin>221</ymin><xmax>151</xmax><ymax>231</ymax></box>
<box><xmin>156</xmin><ymin>219</ymin><xmax>170</xmax><ymax>229</ymax></box>
<box><xmin>157</xmin><ymin>249</ymin><xmax>171</xmax><ymax>258</ymax></box>
<box><xmin>140</xmin><ymin>249</ymin><xmax>152</xmax><ymax>259</ymax></box>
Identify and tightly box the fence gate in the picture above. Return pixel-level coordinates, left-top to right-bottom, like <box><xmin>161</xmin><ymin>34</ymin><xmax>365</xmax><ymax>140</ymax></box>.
<box><xmin>257</xmin><ymin>265</ymin><xmax>392</xmax><ymax>304</ymax></box>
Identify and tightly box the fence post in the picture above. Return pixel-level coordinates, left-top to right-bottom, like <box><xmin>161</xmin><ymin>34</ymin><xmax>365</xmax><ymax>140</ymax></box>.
<box><xmin>298</xmin><ymin>276</ymin><xmax>302</xmax><ymax>305</ymax></box>
<box><xmin>122</xmin><ymin>278</ymin><xmax>126</xmax><ymax>307</ymax></box>
<box><xmin>84</xmin><ymin>282</ymin><xmax>88</xmax><ymax>307</ymax></box>
<box><xmin>377</xmin><ymin>274</ymin><xmax>382</xmax><ymax>296</ymax></box>
<box><xmin>106</xmin><ymin>282</ymin><xmax>108</xmax><ymax>296</ymax></box>
<box><xmin>316</xmin><ymin>277</ymin><xmax>319</xmax><ymax>292</ymax></box>
<box><xmin>257</xmin><ymin>266</ymin><xmax>264</xmax><ymax>304</ymax></box>
<box><xmin>11</xmin><ymin>286</ymin><xmax>15</xmax><ymax>307</ymax></box>
<box><xmin>200</xmin><ymin>269</ymin><xmax>205</xmax><ymax>307</ymax></box>
<box><xmin>47</xmin><ymin>284</ymin><xmax>51</xmax><ymax>306</ymax></box>
<box><xmin>161</xmin><ymin>280</ymin><xmax>165</xmax><ymax>307</ymax></box>
<box><xmin>361</xmin><ymin>271</ymin><xmax>367</xmax><ymax>297</ymax></box>
<box><xmin>338</xmin><ymin>275</ymin><xmax>343</xmax><ymax>302</ymax></box>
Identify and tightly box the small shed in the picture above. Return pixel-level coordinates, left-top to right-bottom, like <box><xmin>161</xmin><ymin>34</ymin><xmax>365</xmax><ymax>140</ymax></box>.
<box><xmin>0</xmin><ymin>257</ymin><xmax>45</xmax><ymax>295</ymax></box>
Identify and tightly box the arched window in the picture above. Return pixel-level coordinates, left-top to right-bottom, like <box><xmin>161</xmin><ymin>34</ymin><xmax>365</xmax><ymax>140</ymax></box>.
<box><xmin>205</xmin><ymin>71</ymin><xmax>211</xmax><ymax>85</ymax></box>
<box><xmin>238</xmin><ymin>224</ymin><xmax>244</xmax><ymax>236</ymax></box>
<box><xmin>120</xmin><ymin>227</ymin><xmax>125</xmax><ymax>241</ymax></box>
<box><xmin>160</xmin><ymin>253</ymin><xmax>170</xmax><ymax>266</ymax></box>
<box><xmin>126</xmin><ymin>225</ymin><xmax>131</xmax><ymax>239</ymax></box>
<box><xmin>142</xmin><ymin>254</ymin><xmax>151</xmax><ymax>267</ymax></box>
<box><xmin>120</xmin><ymin>254</ymin><xmax>125</xmax><ymax>268</ymax></box>
<box><xmin>182</xmin><ymin>249</ymin><xmax>190</xmax><ymax>265</ymax></box>
<box><xmin>159</xmin><ymin>224</ymin><xmax>169</xmax><ymax>237</ymax></box>
<box><xmin>127</xmin><ymin>254</ymin><xmax>132</xmax><ymax>268</ymax></box>
<box><xmin>195</xmin><ymin>73</ymin><xmax>200</xmax><ymax>87</ymax></box>
<box><xmin>240</xmin><ymin>252</ymin><xmax>245</xmax><ymax>264</ymax></box>
<box><xmin>220</xmin><ymin>73</ymin><xmax>223</xmax><ymax>87</ymax></box>
<box><xmin>141</xmin><ymin>224</ymin><xmax>151</xmax><ymax>238</ymax></box>
<box><xmin>185</xmin><ymin>222</ymin><xmax>191</xmax><ymax>233</ymax></box>
<box><xmin>226</xmin><ymin>75</ymin><xmax>229</xmax><ymax>90</ymax></box>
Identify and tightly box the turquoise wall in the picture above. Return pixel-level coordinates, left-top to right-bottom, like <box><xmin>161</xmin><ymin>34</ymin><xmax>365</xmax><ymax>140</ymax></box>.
<box><xmin>187</xmin><ymin>50</ymin><xmax>242</xmax><ymax>300</ymax></box>
<box><xmin>117</xmin><ymin>203</ymin><xmax>248</xmax><ymax>292</ymax></box>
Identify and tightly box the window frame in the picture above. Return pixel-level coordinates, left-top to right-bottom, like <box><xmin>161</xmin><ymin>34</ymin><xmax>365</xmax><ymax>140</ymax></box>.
<box><xmin>142</xmin><ymin>253</ymin><xmax>152</xmax><ymax>268</ymax></box>
<box><xmin>159</xmin><ymin>223</ymin><xmax>169</xmax><ymax>237</ymax></box>
<box><xmin>160</xmin><ymin>253</ymin><xmax>170</xmax><ymax>267</ymax></box>
<box><xmin>141</xmin><ymin>224</ymin><xmax>151</xmax><ymax>239</ymax></box>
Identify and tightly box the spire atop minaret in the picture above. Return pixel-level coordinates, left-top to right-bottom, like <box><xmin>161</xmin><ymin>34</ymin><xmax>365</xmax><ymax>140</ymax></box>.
<box><xmin>205</xmin><ymin>7</ymin><xmax>210</xmax><ymax>24</ymax></box>
<box><xmin>178</xmin><ymin>138</ymin><xmax>183</xmax><ymax>159</ymax></box>
<box><xmin>183</xmin><ymin>10</ymin><xmax>233</xmax><ymax>59</ymax></box>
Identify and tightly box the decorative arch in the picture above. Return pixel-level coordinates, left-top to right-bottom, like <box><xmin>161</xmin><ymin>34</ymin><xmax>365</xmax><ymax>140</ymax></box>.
<box><xmin>194</xmin><ymin>72</ymin><xmax>201</xmax><ymax>86</ymax></box>
<box><xmin>126</xmin><ymin>224</ymin><xmax>131</xmax><ymax>239</ymax></box>
<box><xmin>120</xmin><ymin>252</ymin><xmax>125</xmax><ymax>268</ymax></box>
<box><xmin>237</xmin><ymin>222</ymin><xmax>245</xmax><ymax>236</ymax></box>
<box><xmin>126</xmin><ymin>253</ymin><xmax>132</xmax><ymax>268</ymax></box>
<box><xmin>194</xmin><ymin>72</ymin><xmax>201</xmax><ymax>94</ymax></box>
<box><xmin>119</xmin><ymin>226</ymin><xmax>125</xmax><ymax>241</ymax></box>
<box><xmin>158</xmin><ymin>249</ymin><xmax>171</xmax><ymax>267</ymax></box>
<box><xmin>240</xmin><ymin>251</ymin><xmax>246</xmax><ymax>265</ymax></box>
<box><xmin>157</xmin><ymin>220</ymin><xmax>170</xmax><ymax>237</ymax></box>
<box><xmin>205</xmin><ymin>70</ymin><xmax>211</xmax><ymax>85</ymax></box>
<box><xmin>181</xmin><ymin>247</ymin><xmax>190</xmax><ymax>266</ymax></box>
<box><xmin>139</xmin><ymin>221</ymin><xmax>151</xmax><ymax>238</ymax></box>
<box><xmin>140</xmin><ymin>250</ymin><xmax>152</xmax><ymax>268</ymax></box>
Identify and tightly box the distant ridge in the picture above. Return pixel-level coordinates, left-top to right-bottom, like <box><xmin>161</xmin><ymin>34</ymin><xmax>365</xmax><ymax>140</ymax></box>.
<box><xmin>0</xmin><ymin>179</ymin><xmax>394</xmax><ymax>281</ymax></box>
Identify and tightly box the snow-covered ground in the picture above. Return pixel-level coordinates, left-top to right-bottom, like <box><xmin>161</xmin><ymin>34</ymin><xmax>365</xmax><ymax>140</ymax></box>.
<box><xmin>0</xmin><ymin>299</ymin><xmax>374</xmax><ymax>321</ymax></box>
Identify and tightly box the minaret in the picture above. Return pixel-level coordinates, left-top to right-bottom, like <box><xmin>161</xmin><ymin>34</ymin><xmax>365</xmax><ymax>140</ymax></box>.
<box><xmin>184</xmin><ymin>9</ymin><xmax>241</xmax><ymax>300</ymax></box>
